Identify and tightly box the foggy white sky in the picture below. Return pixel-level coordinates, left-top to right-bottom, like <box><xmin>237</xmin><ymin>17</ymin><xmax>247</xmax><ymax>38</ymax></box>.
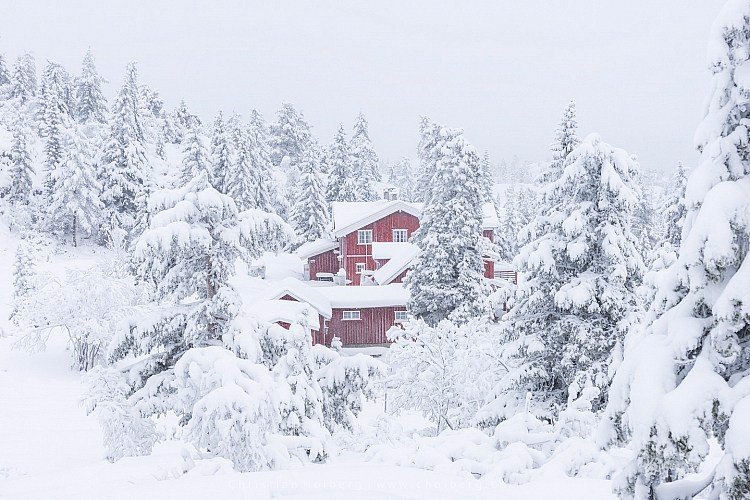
<box><xmin>0</xmin><ymin>1</ymin><xmax>726</xmax><ymax>173</ymax></box>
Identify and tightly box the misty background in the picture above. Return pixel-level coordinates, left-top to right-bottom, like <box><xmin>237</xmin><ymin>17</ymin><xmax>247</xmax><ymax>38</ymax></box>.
<box><xmin>0</xmin><ymin>0</ymin><xmax>726</xmax><ymax>174</ymax></box>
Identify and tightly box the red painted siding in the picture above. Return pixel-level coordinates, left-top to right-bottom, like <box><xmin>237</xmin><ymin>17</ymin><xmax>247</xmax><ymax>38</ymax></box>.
<box><xmin>484</xmin><ymin>259</ymin><xmax>494</xmax><ymax>279</ymax></box>
<box><xmin>307</xmin><ymin>249</ymin><xmax>340</xmax><ymax>280</ymax></box>
<box><xmin>328</xmin><ymin>306</ymin><xmax>407</xmax><ymax>346</ymax></box>
<box><xmin>483</xmin><ymin>229</ymin><xmax>495</xmax><ymax>243</ymax></box>
<box><xmin>341</xmin><ymin>211</ymin><xmax>420</xmax><ymax>285</ymax></box>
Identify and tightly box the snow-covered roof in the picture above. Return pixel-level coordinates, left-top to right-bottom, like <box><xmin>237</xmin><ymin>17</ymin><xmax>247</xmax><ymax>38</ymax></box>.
<box><xmin>294</xmin><ymin>239</ymin><xmax>338</xmax><ymax>259</ymax></box>
<box><xmin>371</xmin><ymin>242</ymin><xmax>420</xmax><ymax>285</ymax></box>
<box><xmin>482</xmin><ymin>202</ymin><xmax>500</xmax><ymax>229</ymax></box>
<box><xmin>265</xmin><ymin>277</ymin><xmax>333</xmax><ymax>318</ymax></box>
<box><xmin>246</xmin><ymin>299</ymin><xmax>322</xmax><ymax>331</ymax></box>
<box><xmin>315</xmin><ymin>283</ymin><xmax>410</xmax><ymax>308</ymax></box>
<box><xmin>331</xmin><ymin>200</ymin><xmax>421</xmax><ymax>237</ymax></box>
<box><xmin>331</xmin><ymin>200</ymin><xmax>500</xmax><ymax>236</ymax></box>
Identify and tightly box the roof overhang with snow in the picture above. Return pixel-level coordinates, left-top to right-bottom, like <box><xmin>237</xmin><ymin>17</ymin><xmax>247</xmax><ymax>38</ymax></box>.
<box><xmin>265</xmin><ymin>277</ymin><xmax>333</xmax><ymax>319</ymax></box>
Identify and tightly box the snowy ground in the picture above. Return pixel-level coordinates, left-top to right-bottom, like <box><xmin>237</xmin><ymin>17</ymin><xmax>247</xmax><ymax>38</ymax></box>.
<box><xmin>0</xmin><ymin>334</ymin><xmax>616</xmax><ymax>499</ymax></box>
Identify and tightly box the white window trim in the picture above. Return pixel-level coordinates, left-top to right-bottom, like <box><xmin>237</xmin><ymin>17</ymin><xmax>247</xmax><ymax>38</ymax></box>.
<box><xmin>394</xmin><ymin>311</ymin><xmax>410</xmax><ymax>323</ymax></box>
<box><xmin>355</xmin><ymin>263</ymin><xmax>366</xmax><ymax>274</ymax></box>
<box><xmin>392</xmin><ymin>229</ymin><xmax>408</xmax><ymax>243</ymax></box>
<box><xmin>357</xmin><ymin>230</ymin><xmax>373</xmax><ymax>245</ymax></box>
<box><xmin>342</xmin><ymin>310</ymin><xmax>361</xmax><ymax>321</ymax></box>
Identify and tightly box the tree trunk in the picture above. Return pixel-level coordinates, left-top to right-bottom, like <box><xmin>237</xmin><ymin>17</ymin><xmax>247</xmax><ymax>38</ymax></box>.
<box><xmin>72</xmin><ymin>213</ymin><xmax>78</xmax><ymax>247</ymax></box>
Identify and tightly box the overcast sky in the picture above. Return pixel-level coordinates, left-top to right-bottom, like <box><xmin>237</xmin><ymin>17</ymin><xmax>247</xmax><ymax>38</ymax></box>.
<box><xmin>0</xmin><ymin>1</ymin><xmax>726</xmax><ymax>174</ymax></box>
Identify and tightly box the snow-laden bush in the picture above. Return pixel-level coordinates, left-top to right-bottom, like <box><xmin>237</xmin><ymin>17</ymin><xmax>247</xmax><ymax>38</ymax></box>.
<box><xmin>387</xmin><ymin>318</ymin><xmax>502</xmax><ymax>435</ymax></box>
<box><xmin>15</xmin><ymin>264</ymin><xmax>137</xmax><ymax>370</ymax></box>
<box><xmin>82</xmin><ymin>366</ymin><xmax>156</xmax><ymax>462</ymax></box>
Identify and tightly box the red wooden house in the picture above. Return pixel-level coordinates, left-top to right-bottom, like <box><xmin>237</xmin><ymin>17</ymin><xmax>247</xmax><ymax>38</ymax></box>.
<box><xmin>277</xmin><ymin>199</ymin><xmax>513</xmax><ymax>348</ymax></box>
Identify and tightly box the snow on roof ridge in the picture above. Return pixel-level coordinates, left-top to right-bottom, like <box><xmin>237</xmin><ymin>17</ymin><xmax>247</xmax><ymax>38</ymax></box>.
<box><xmin>315</xmin><ymin>283</ymin><xmax>410</xmax><ymax>308</ymax></box>
<box><xmin>294</xmin><ymin>238</ymin><xmax>338</xmax><ymax>259</ymax></box>
<box><xmin>371</xmin><ymin>242</ymin><xmax>420</xmax><ymax>285</ymax></box>
<box><xmin>265</xmin><ymin>277</ymin><xmax>333</xmax><ymax>318</ymax></box>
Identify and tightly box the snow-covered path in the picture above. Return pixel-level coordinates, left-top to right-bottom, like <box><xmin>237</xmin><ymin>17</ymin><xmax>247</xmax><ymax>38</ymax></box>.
<box><xmin>0</xmin><ymin>332</ymin><xmax>615</xmax><ymax>500</ymax></box>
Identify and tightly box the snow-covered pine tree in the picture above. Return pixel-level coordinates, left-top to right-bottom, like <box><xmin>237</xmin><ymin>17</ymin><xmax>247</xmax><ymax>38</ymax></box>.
<box><xmin>172</xmin><ymin>99</ymin><xmax>199</xmax><ymax>142</ymax></box>
<box><xmin>74</xmin><ymin>49</ymin><xmax>107</xmax><ymax>124</ymax></box>
<box><xmin>393</xmin><ymin>157</ymin><xmax>416</xmax><ymax>202</ymax></box>
<box><xmin>115</xmin><ymin>171</ymin><xmax>294</xmax><ymax>384</ymax></box>
<box><xmin>208</xmin><ymin>111</ymin><xmax>232</xmax><ymax>193</ymax></box>
<box><xmin>601</xmin><ymin>4</ymin><xmax>750</xmax><ymax>497</ymax></box>
<box><xmin>10</xmin><ymin>53</ymin><xmax>36</xmax><ymax>104</ymax></box>
<box><xmin>0</xmin><ymin>54</ymin><xmax>11</xmax><ymax>88</ymax></box>
<box><xmin>179</xmin><ymin>122</ymin><xmax>210</xmax><ymax>186</ymax></box>
<box><xmin>10</xmin><ymin>243</ymin><xmax>34</xmax><ymax>324</ymax></box>
<box><xmin>537</xmin><ymin>99</ymin><xmax>579</xmax><ymax>185</ymax></box>
<box><xmin>47</xmin><ymin>126</ymin><xmax>103</xmax><ymax>246</ymax></box>
<box><xmin>224</xmin><ymin>113</ymin><xmax>276</xmax><ymax>212</ymax></box>
<box><xmin>6</xmin><ymin>116</ymin><xmax>35</xmax><ymax>205</ymax></box>
<box><xmin>100</xmin><ymin>62</ymin><xmax>149</xmax><ymax>223</ymax></box>
<box><xmin>406</xmin><ymin>126</ymin><xmax>489</xmax><ymax>325</ymax></box>
<box><xmin>414</xmin><ymin>116</ymin><xmax>441</xmax><ymax>202</ymax></box>
<box><xmin>661</xmin><ymin>161</ymin><xmax>688</xmax><ymax>249</ymax></box>
<box><xmin>501</xmin><ymin>133</ymin><xmax>644</xmax><ymax>418</ymax></box>
<box><xmin>479</xmin><ymin>151</ymin><xmax>494</xmax><ymax>202</ymax></box>
<box><xmin>269</xmin><ymin>102</ymin><xmax>313</xmax><ymax>171</ymax></box>
<box><xmin>349</xmin><ymin>112</ymin><xmax>379</xmax><ymax>200</ymax></box>
<box><xmin>326</xmin><ymin>125</ymin><xmax>357</xmax><ymax>202</ymax></box>
<box><xmin>246</xmin><ymin>109</ymin><xmax>276</xmax><ymax>212</ymax></box>
<box><xmin>290</xmin><ymin>148</ymin><xmax>331</xmax><ymax>243</ymax></box>
<box><xmin>39</xmin><ymin>62</ymin><xmax>71</xmax><ymax>196</ymax></box>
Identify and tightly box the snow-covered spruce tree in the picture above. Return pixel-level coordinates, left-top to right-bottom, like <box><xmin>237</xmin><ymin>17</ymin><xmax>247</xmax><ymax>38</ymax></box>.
<box><xmin>172</xmin><ymin>99</ymin><xmax>199</xmax><ymax>142</ymax></box>
<box><xmin>414</xmin><ymin>116</ymin><xmax>442</xmax><ymax>203</ymax></box>
<box><xmin>0</xmin><ymin>54</ymin><xmax>10</xmax><ymax>88</ymax></box>
<box><xmin>631</xmin><ymin>170</ymin><xmax>660</xmax><ymax>262</ymax></box>
<box><xmin>392</xmin><ymin>157</ymin><xmax>416</xmax><ymax>202</ymax></box>
<box><xmin>601</xmin><ymin>4</ymin><xmax>750</xmax><ymax>498</ymax></box>
<box><xmin>291</xmin><ymin>148</ymin><xmax>331</xmax><ymax>243</ymax></box>
<box><xmin>312</xmin><ymin>345</ymin><xmax>387</xmax><ymax>433</ymax></box>
<box><xmin>39</xmin><ymin>62</ymin><xmax>71</xmax><ymax>194</ymax></box>
<box><xmin>661</xmin><ymin>161</ymin><xmax>689</xmax><ymax>249</ymax></box>
<box><xmin>537</xmin><ymin>99</ymin><xmax>579</xmax><ymax>186</ymax></box>
<box><xmin>479</xmin><ymin>151</ymin><xmax>494</xmax><ymax>202</ymax></box>
<box><xmin>6</xmin><ymin>116</ymin><xmax>35</xmax><ymax>205</ymax></box>
<box><xmin>499</xmin><ymin>133</ymin><xmax>644</xmax><ymax>419</ymax></box>
<box><xmin>74</xmin><ymin>49</ymin><xmax>107</xmax><ymax>124</ymax></box>
<box><xmin>10</xmin><ymin>53</ymin><xmax>36</xmax><ymax>104</ymax></box>
<box><xmin>246</xmin><ymin>109</ymin><xmax>277</xmax><ymax>212</ymax></box>
<box><xmin>406</xmin><ymin>126</ymin><xmax>489</xmax><ymax>325</ymax></box>
<box><xmin>100</xmin><ymin>62</ymin><xmax>149</xmax><ymax>224</ymax></box>
<box><xmin>208</xmin><ymin>110</ymin><xmax>232</xmax><ymax>193</ymax></box>
<box><xmin>349</xmin><ymin>112</ymin><xmax>379</xmax><ymax>200</ymax></box>
<box><xmin>10</xmin><ymin>243</ymin><xmax>35</xmax><ymax>324</ymax></box>
<box><xmin>47</xmin><ymin>126</ymin><xmax>103</xmax><ymax>246</ymax></box>
<box><xmin>179</xmin><ymin>122</ymin><xmax>210</xmax><ymax>186</ymax></box>
<box><xmin>225</xmin><ymin>114</ymin><xmax>276</xmax><ymax>212</ymax></box>
<box><xmin>326</xmin><ymin>125</ymin><xmax>358</xmax><ymax>202</ymax></box>
<box><xmin>115</xmin><ymin>172</ymin><xmax>294</xmax><ymax>381</ymax></box>
<box><xmin>269</xmin><ymin>102</ymin><xmax>314</xmax><ymax>171</ymax></box>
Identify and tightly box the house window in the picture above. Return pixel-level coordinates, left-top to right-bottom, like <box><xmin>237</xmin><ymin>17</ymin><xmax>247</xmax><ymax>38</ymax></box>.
<box><xmin>342</xmin><ymin>310</ymin><xmax>361</xmax><ymax>320</ymax></box>
<box><xmin>324</xmin><ymin>320</ymin><xmax>329</xmax><ymax>335</ymax></box>
<box><xmin>358</xmin><ymin>230</ymin><xmax>373</xmax><ymax>245</ymax></box>
<box><xmin>356</xmin><ymin>263</ymin><xmax>366</xmax><ymax>274</ymax></box>
<box><xmin>394</xmin><ymin>310</ymin><xmax>410</xmax><ymax>323</ymax></box>
<box><xmin>393</xmin><ymin>229</ymin><xmax>408</xmax><ymax>243</ymax></box>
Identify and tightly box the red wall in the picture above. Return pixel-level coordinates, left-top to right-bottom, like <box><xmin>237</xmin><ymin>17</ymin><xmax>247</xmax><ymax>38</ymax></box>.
<box><xmin>307</xmin><ymin>249</ymin><xmax>340</xmax><ymax>280</ymax></box>
<box><xmin>340</xmin><ymin>211</ymin><xmax>420</xmax><ymax>285</ymax></box>
<box><xmin>327</xmin><ymin>306</ymin><xmax>407</xmax><ymax>346</ymax></box>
